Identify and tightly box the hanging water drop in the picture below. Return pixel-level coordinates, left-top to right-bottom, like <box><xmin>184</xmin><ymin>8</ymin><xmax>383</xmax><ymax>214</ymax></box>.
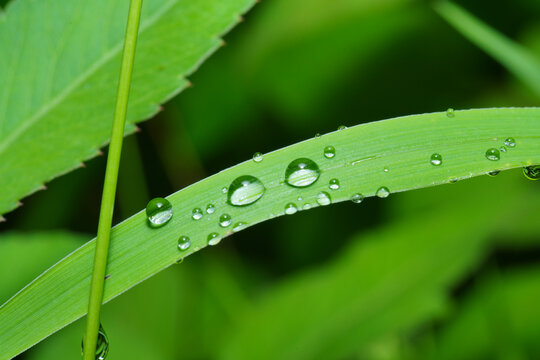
<box><xmin>252</xmin><ymin>152</ymin><xmax>263</xmax><ymax>163</ymax></box>
<box><xmin>285</xmin><ymin>158</ymin><xmax>320</xmax><ymax>188</ymax></box>
<box><xmin>485</xmin><ymin>148</ymin><xmax>500</xmax><ymax>161</ymax></box>
<box><xmin>81</xmin><ymin>323</ymin><xmax>109</xmax><ymax>360</ymax></box>
<box><xmin>316</xmin><ymin>191</ymin><xmax>331</xmax><ymax>206</ymax></box>
<box><xmin>523</xmin><ymin>165</ymin><xmax>540</xmax><ymax>180</ymax></box>
<box><xmin>430</xmin><ymin>153</ymin><xmax>442</xmax><ymax>166</ymax></box>
<box><xmin>207</xmin><ymin>233</ymin><xmax>222</xmax><ymax>246</ymax></box>
<box><xmin>323</xmin><ymin>146</ymin><xmax>336</xmax><ymax>159</ymax></box>
<box><xmin>376</xmin><ymin>186</ymin><xmax>390</xmax><ymax>198</ymax></box>
<box><xmin>285</xmin><ymin>203</ymin><xmax>298</xmax><ymax>215</ymax></box>
<box><xmin>329</xmin><ymin>178</ymin><xmax>340</xmax><ymax>190</ymax></box>
<box><xmin>178</xmin><ymin>236</ymin><xmax>191</xmax><ymax>251</ymax></box>
<box><xmin>228</xmin><ymin>175</ymin><xmax>266</xmax><ymax>206</ymax></box>
<box><xmin>219</xmin><ymin>214</ymin><xmax>232</xmax><ymax>227</ymax></box>
<box><xmin>504</xmin><ymin>137</ymin><xmax>516</xmax><ymax>148</ymax></box>
<box><xmin>351</xmin><ymin>193</ymin><xmax>364</xmax><ymax>203</ymax></box>
<box><xmin>446</xmin><ymin>108</ymin><xmax>455</xmax><ymax>118</ymax></box>
<box><xmin>146</xmin><ymin>198</ymin><xmax>173</xmax><ymax>228</ymax></box>
<box><xmin>192</xmin><ymin>208</ymin><xmax>203</xmax><ymax>220</ymax></box>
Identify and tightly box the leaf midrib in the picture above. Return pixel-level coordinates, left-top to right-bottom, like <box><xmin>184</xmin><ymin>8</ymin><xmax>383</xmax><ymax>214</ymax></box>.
<box><xmin>0</xmin><ymin>0</ymin><xmax>177</xmax><ymax>155</ymax></box>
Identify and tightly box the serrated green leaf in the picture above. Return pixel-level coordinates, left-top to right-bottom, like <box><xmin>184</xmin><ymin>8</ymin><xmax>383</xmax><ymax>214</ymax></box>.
<box><xmin>0</xmin><ymin>108</ymin><xmax>539</xmax><ymax>359</ymax></box>
<box><xmin>0</xmin><ymin>0</ymin><xmax>255</xmax><ymax>216</ymax></box>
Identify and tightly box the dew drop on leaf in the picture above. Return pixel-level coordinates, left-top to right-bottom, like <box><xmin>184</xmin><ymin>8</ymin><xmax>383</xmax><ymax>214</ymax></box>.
<box><xmin>192</xmin><ymin>208</ymin><xmax>203</xmax><ymax>220</ymax></box>
<box><xmin>499</xmin><ymin>146</ymin><xmax>507</xmax><ymax>153</ymax></box>
<box><xmin>219</xmin><ymin>214</ymin><xmax>232</xmax><ymax>227</ymax></box>
<box><xmin>206</xmin><ymin>204</ymin><xmax>215</xmax><ymax>214</ymax></box>
<box><xmin>81</xmin><ymin>323</ymin><xmax>109</xmax><ymax>360</ymax></box>
<box><xmin>233</xmin><ymin>222</ymin><xmax>248</xmax><ymax>232</ymax></box>
<box><xmin>146</xmin><ymin>197</ymin><xmax>172</xmax><ymax>227</ymax></box>
<box><xmin>316</xmin><ymin>191</ymin><xmax>331</xmax><ymax>206</ymax></box>
<box><xmin>487</xmin><ymin>170</ymin><xmax>500</xmax><ymax>177</ymax></box>
<box><xmin>430</xmin><ymin>153</ymin><xmax>442</xmax><ymax>166</ymax></box>
<box><xmin>285</xmin><ymin>158</ymin><xmax>320</xmax><ymax>188</ymax></box>
<box><xmin>329</xmin><ymin>178</ymin><xmax>340</xmax><ymax>190</ymax></box>
<box><xmin>485</xmin><ymin>148</ymin><xmax>501</xmax><ymax>161</ymax></box>
<box><xmin>523</xmin><ymin>165</ymin><xmax>540</xmax><ymax>180</ymax></box>
<box><xmin>285</xmin><ymin>203</ymin><xmax>298</xmax><ymax>215</ymax></box>
<box><xmin>337</xmin><ymin>125</ymin><xmax>347</xmax><ymax>131</ymax></box>
<box><xmin>227</xmin><ymin>175</ymin><xmax>266</xmax><ymax>206</ymax></box>
<box><xmin>504</xmin><ymin>137</ymin><xmax>516</xmax><ymax>148</ymax></box>
<box><xmin>351</xmin><ymin>193</ymin><xmax>364</xmax><ymax>203</ymax></box>
<box><xmin>252</xmin><ymin>152</ymin><xmax>263</xmax><ymax>163</ymax></box>
<box><xmin>446</xmin><ymin>108</ymin><xmax>455</xmax><ymax>118</ymax></box>
<box><xmin>207</xmin><ymin>232</ymin><xmax>222</xmax><ymax>246</ymax></box>
<box><xmin>376</xmin><ymin>186</ymin><xmax>390</xmax><ymax>198</ymax></box>
<box><xmin>178</xmin><ymin>236</ymin><xmax>191</xmax><ymax>251</ymax></box>
<box><xmin>323</xmin><ymin>146</ymin><xmax>336</xmax><ymax>159</ymax></box>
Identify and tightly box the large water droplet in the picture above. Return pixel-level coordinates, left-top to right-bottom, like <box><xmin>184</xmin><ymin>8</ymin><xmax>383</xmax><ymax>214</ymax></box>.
<box><xmin>206</xmin><ymin>204</ymin><xmax>215</xmax><ymax>214</ymax></box>
<box><xmin>430</xmin><ymin>153</ymin><xmax>442</xmax><ymax>166</ymax></box>
<box><xmin>504</xmin><ymin>137</ymin><xmax>516</xmax><ymax>148</ymax></box>
<box><xmin>285</xmin><ymin>203</ymin><xmax>298</xmax><ymax>215</ymax></box>
<box><xmin>219</xmin><ymin>214</ymin><xmax>232</xmax><ymax>227</ymax></box>
<box><xmin>285</xmin><ymin>158</ymin><xmax>320</xmax><ymax>188</ymax></box>
<box><xmin>329</xmin><ymin>178</ymin><xmax>340</xmax><ymax>190</ymax></box>
<box><xmin>207</xmin><ymin>233</ymin><xmax>222</xmax><ymax>246</ymax></box>
<box><xmin>323</xmin><ymin>146</ymin><xmax>336</xmax><ymax>159</ymax></box>
<box><xmin>376</xmin><ymin>186</ymin><xmax>390</xmax><ymax>198</ymax></box>
<box><xmin>446</xmin><ymin>108</ymin><xmax>455</xmax><ymax>118</ymax></box>
<box><xmin>228</xmin><ymin>175</ymin><xmax>266</xmax><ymax>206</ymax></box>
<box><xmin>252</xmin><ymin>152</ymin><xmax>263</xmax><ymax>163</ymax></box>
<box><xmin>192</xmin><ymin>208</ymin><xmax>203</xmax><ymax>220</ymax></box>
<box><xmin>316</xmin><ymin>191</ymin><xmax>331</xmax><ymax>206</ymax></box>
<box><xmin>146</xmin><ymin>198</ymin><xmax>173</xmax><ymax>228</ymax></box>
<box><xmin>351</xmin><ymin>193</ymin><xmax>364</xmax><ymax>203</ymax></box>
<box><xmin>82</xmin><ymin>323</ymin><xmax>109</xmax><ymax>360</ymax></box>
<box><xmin>178</xmin><ymin>236</ymin><xmax>191</xmax><ymax>251</ymax></box>
<box><xmin>523</xmin><ymin>165</ymin><xmax>540</xmax><ymax>180</ymax></box>
<box><xmin>485</xmin><ymin>148</ymin><xmax>500</xmax><ymax>161</ymax></box>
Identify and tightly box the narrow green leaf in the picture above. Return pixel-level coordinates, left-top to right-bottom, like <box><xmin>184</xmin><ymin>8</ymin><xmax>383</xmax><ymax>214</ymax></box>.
<box><xmin>434</xmin><ymin>1</ymin><xmax>540</xmax><ymax>97</ymax></box>
<box><xmin>0</xmin><ymin>108</ymin><xmax>539</xmax><ymax>359</ymax></box>
<box><xmin>0</xmin><ymin>0</ymin><xmax>255</xmax><ymax>216</ymax></box>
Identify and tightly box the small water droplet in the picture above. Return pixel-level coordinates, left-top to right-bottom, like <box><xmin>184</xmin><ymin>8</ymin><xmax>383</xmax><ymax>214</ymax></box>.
<box><xmin>430</xmin><ymin>153</ymin><xmax>443</xmax><ymax>166</ymax></box>
<box><xmin>285</xmin><ymin>203</ymin><xmax>298</xmax><ymax>215</ymax></box>
<box><xmin>504</xmin><ymin>137</ymin><xmax>516</xmax><ymax>148</ymax></box>
<box><xmin>449</xmin><ymin>178</ymin><xmax>458</xmax><ymax>184</ymax></box>
<box><xmin>192</xmin><ymin>208</ymin><xmax>203</xmax><ymax>220</ymax></box>
<box><xmin>485</xmin><ymin>148</ymin><xmax>500</xmax><ymax>161</ymax></box>
<box><xmin>219</xmin><ymin>214</ymin><xmax>232</xmax><ymax>227</ymax></box>
<box><xmin>146</xmin><ymin>198</ymin><xmax>173</xmax><ymax>227</ymax></box>
<box><xmin>376</xmin><ymin>186</ymin><xmax>390</xmax><ymax>198</ymax></box>
<box><xmin>82</xmin><ymin>323</ymin><xmax>109</xmax><ymax>360</ymax></box>
<box><xmin>206</xmin><ymin>204</ymin><xmax>215</xmax><ymax>214</ymax></box>
<box><xmin>315</xmin><ymin>133</ymin><xmax>321</xmax><ymax>138</ymax></box>
<box><xmin>351</xmin><ymin>193</ymin><xmax>364</xmax><ymax>203</ymax></box>
<box><xmin>323</xmin><ymin>146</ymin><xmax>336</xmax><ymax>159</ymax></box>
<box><xmin>523</xmin><ymin>165</ymin><xmax>540</xmax><ymax>180</ymax></box>
<box><xmin>337</xmin><ymin>125</ymin><xmax>347</xmax><ymax>131</ymax></box>
<box><xmin>297</xmin><ymin>196</ymin><xmax>303</xmax><ymax>201</ymax></box>
<box><xmin>303</xmin><ymin>203</ymin><xmax>312</xmax><ymax>210</ymax></box>
<box><xmin>233</xmin><ymin>222</ymin><xmax>248</xmax><ymax>232</ymax></box>
<box><xmin>446</xmin><ymin>108</ymin><xmax>455</xmax><ymax>118</ymax></box>
<box><xmin>221</xmin><ymin>187</ymin><xmax>228</xmax><ymax>194</ymax></box>
<box><xmin>499</xmin><ymin>146</ymin><xmax>507</xmax><ymax>153</ymax></box>
<box><xmin>228</xmin><ymin>175</ymin><xmax>266</xmax><ymax>206</ymax></box>
<box><xmin>207</xmin><ymin>233</ymin><xmax>222</xmax><ymax>246</ymax></box>
<box><xmin>252</xmin><ymin>152</ymin><xmax>263</xmax><ymax>162</ymax></box>
<box><xmin>178</xmin><ymin>236</ymin><xmax>191</xmax><ymax>251</ymax></box>
<box><xmin>285</xmin><ymin>158</ymin><xmax>320</xmax><ymax>188</ymax></box>
<box><xmin>329</xmin><ymin>178</ymin><xmax>340</xmax><ymax>190</ymax></box>
<box><xmin>383</xmin><ymin>167</ymin><xmax>389</xmax><ymax>173</ymax></box>
<box><xmin>487</xmin><ymin>170</ymin><xmax>500</xmax><ymax>177</ymax></box>
<box><xmin>316</xmin><ymin>191</ymin><xmax>331</xmax><ymax>206</ymax></box>
<box><xmin>175</xmin><ymin>258</ymin><xmax>184</xmax><ymax>264</ymax></box>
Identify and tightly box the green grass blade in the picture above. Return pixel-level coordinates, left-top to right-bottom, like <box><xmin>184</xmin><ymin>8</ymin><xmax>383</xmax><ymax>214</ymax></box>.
<box><xmin>0</xmin><ymin>108</ymin><xmax>539</xmax><ymax>359</ymax></box>
<box><xmin>0</xmin><ymin>0</ymin><xmax>255</xmax><ymax>216</ymax></box>
<box><xmin>434</xmin><ymin>1</ymin><xmax>540</xmax><ymax>98</ymax></box>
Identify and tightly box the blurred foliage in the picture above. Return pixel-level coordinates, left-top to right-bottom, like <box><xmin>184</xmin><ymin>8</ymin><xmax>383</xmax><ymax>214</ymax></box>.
<box><xmin>1</xmin><ymin>0</ymin><xmax>539</xmax><ymax>359</ymax></box>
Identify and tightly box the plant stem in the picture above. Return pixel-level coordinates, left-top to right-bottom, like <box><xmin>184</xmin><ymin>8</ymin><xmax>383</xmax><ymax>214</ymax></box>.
<box><xmin>82</xmin><ymin>0</ymin><xmax>143</xmax><ymax>359</ymax></box>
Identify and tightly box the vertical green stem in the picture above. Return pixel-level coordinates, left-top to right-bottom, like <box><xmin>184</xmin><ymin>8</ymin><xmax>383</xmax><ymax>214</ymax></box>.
<box><xmin>82</xmin><ymin>1</ymin><xmax>143</xmax><ymax>359</ymax></box>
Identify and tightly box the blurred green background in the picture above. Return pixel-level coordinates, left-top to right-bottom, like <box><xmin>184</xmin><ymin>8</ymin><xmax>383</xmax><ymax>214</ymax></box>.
<box><xmin>1</xmin><ymin>0</ymin><xmax>539</xmax><ymax>359</ymax></box>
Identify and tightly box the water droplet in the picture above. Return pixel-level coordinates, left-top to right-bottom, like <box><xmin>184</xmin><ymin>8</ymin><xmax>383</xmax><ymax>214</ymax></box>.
<box><xmin>207</xmin><ymin>233</ymin><xmax>222</xmax><ymax>246</ymax></box>
<box><xmin>487</xmin><ymin>170</ymin><xmax>500</xmax><ymax>177</ymax></box>
<box><xmin>351</xmin><ymin>193</ymin><xmax>364</xmax><ymax>203</ymax></box>
<box><xmin>499</xmin><ymin>146</ymin><xmax>507</xmax><ymax>153</ymax></box>
<box><xmin>297</xmin><ymin>196</ymin><xmax>303</xmax><ymax>201</ymax></box>
<box><xmin>228</xmin><ymin>175</ymin><xmax>266</xmax><ymax>206</ymax></box>
<box><xmin>449</xmin><ymin>178</ymin><xmax>458</xmax><ymax>184</ymax></box>
<box><xmin>285</xmin><ymin>158</ymin><xmax>320</xmax><ymax>188</ymax></box>
<box><xmin>316</xmin><ymin>191</ymin><xmax>331</xmax><ymax>206</ymax></box>
<box><xmin>219</xmin><ymin>214</ymin><xmax>232</xmax><ymax>227</ymax></box>
<box><xmin>323</xmin><ymin>146</ymin><xmax>336</xmax><ymax>159</ymax></box>
<box><xmin>430</xmin><ymin>153</ymin><xmax>443</xmax><ymax>166</ymax></box>
<box><xmin>485</xmin><ymin>148</ymin><xmax>500</xmax><ymax>161</ymax></box>
<box><xmin>146</xmin><ymin>198</ymin><xmax>173</xmax><ymax>227</ymax></box>
<box><xmin>446</xmin><ymin>108</ymin><xmax>455</xmax><ymax>118</ymax></box>
<box><xmin>233</xmin><ymin>222</ymin><xmax>248</xmax><ymax>232</ymax></box>
<box><xmin>337</xmin><ymin>125</ymin><xmax>347</xmax><ymax>131</ymax></box>
<box><xmin>221</xmin><ymin>187</ymin><xmax>228</xmax><ymax>194</ymax></box>
<box><xmin>252</xmin><ymin>152</ymin><xmax>263</xmax><ymax>163</ymax></box>
<box><xmin>206</xmin><ymin>204</ymin><xmax>215</xmax><ymax>214</ymax></box>
<box><xmin>82</xmin><ymin>323</ymin><xmax>109</xmax><ymax>360</ymax></box>
<box><xmin>329</xmin><ymin>178</ymin><xmax>340</xmax><ymax>190</ymax></box>
<box><xmin>192</xmin><ymin>208</ymin><xmax>203</xmax><ymax>220</ymax></box>
<box><xmin>178</xmin><ymin>236</ymin><xmax>191</xmax><ymax>251</ymax></box>
<box><xmin>523</xmin><ymin>165</ymin><xmax>540</xmax><ymax>180</ymax></box>
<box><xmin>303</xmin><ymin>204</ymin><xmax>312</xmax><ymax>210</ymax></box>
<box><xmin>315</xmin><ymin>133</ymin><xmax>321</xmax><ymax>138</ymax></box>
<box><xmin>504</xmin><ymin>137</ymin><xmax>516</xmax><ymax>148</ymax></box>
<box><xmin>383</xmin><ymin>167</ymin><xmax>389</xmax><ymax>173</ymax></box>
<box><xmin>376</xmin><ymin>186</ymin><xmax>390</xmax><ymax>198</ymax></box>
<box><xmin>285</xmin><ymin>203</ymin><xmax>298</xmax><ymax>215</ymax></box>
